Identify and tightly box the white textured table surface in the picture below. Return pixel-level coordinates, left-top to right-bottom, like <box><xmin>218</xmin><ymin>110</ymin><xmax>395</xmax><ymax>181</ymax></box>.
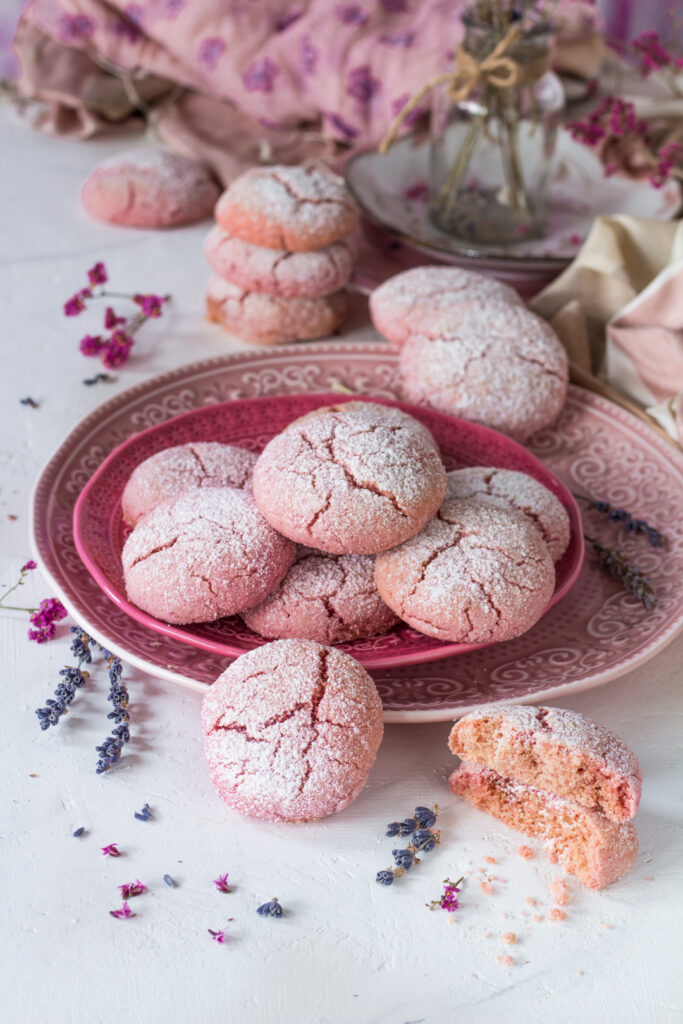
<box><xmin>2</xmin><ymin>108</ymin><xmax>682</xmax><ymax>1024</ymax></box>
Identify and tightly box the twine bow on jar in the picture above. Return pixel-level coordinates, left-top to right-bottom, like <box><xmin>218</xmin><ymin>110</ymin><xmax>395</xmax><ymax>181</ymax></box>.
<box><xmin>378</xmin><ymin>23</ymin><xmax>549</xmax><ymax>154</ymax></box>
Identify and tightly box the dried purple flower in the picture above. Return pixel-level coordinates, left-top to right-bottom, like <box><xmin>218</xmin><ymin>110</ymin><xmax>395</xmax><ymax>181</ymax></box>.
<box><xmin>109</xmin><ymin>902</ymin><xmax>135</xmax><ymax>919</ymax></box>
<box><xmin>214</xmin><ymin>873</ymin><xmax>231</xmax><ymax>894</ymax></box>
<box><xmin>392</xmin><ymin>848</ymin><xmax>415</xmax><ymax>870</ymax></box>
<box><xmin>208</xmin><ymin>928</ymin><xmax>226</xmax><ymax>943</ymax></box>
<box><xmin>22</xmin><ymin>561</ymin><xmax>37</xmax><ymax>571</ymax></box>
<box><xmin>73</xmin><ymin>827</ymin><xmax>85</xmax><ymax>838</ymax></box>
<box><xmin>96</xmin><ymin>656</ymin><xmax>130</xmax><ymax>773</ymax></box>
<box><xmin>132</xmin><ymin>293</ymin><xmax>166</xmax><ymax>318</ymax></box>
<box><xmin>377</xmin><ymin>826</ymin><xmax>441</xmax><ymax>886</ymax></box>
<box><xmin>586</xmin><ymin>536</ymin><xmax>657</xmax><ymax>609</ymax></box>
<box><xmin>64</xmin><ymin>294</ymin><xmax>87</xmax><ymax>317</ymax></box>
<box><xmin>119</xmin><ymin>880</ymin><xmax>147</xmax><ymax>899</ymax></box>
<box><xmin>576</xmin><ymin>495</ymin><xmax>667</xmax><ymax>548</ymax></box>
<box><xmin>104</xmin><ymin>307</ymin><xmax>126</xmax><ymax>329</ymax></box>
<box><xmin>35</xmin><ymin>665</ymin><xmax>89</xmax><ymax>727</ymax></box>
<box><xmin>163</xmin><ymin>874</ymin><xmax>176</xmax><ymax>888</ymax></box>
<box><xmin>376</xmin><ymin>869</ymin><xmax>395</xmax><ymax>886</ymax></box>
<box><xmin>83</xmin><ymin>373</ymin><xmax>115</xmax><ymax>386</ymax></box>
<box><xmin>102</xmin><ymin>329</ymin><xmax>134</xmax><ymax>369</ymax></box>
<box><xmin>20</xmin><ymin>397</ymin><xmax>39</xmax><ymax>408</ymax></box>
<box><xmin>257</xmin><ymin>897</ymin><xmax>283</xmax><ymax>918</ymax></box>
<box><xmin>427</xmin><ymin>876</ymin><xmax>464</xmax><ymax>912</ymax></box>
<box><xmin>101</xmin><ymin>843</ymin><xmax>122</xmax><ymax>857</ymax></box>
<box><xmin>414</xmin><ymin>805</ymin><xmax>438</xmax><ymax>829</ymax></box>
<box><xmin>88</xmin><ymin>262</ymin><xmax>108</xmax><ymax>286</ymax></box>
<box><xmin>70</xmin><ymin>627</ymin><xmax>93</xmax><ymax>664</ymax></box>
<box><xmin>80</xmin><ymin>334</ymin><xmax>104</xmax><ymax>356</ymax></box>
<box><xmin>134</xmin><ymin>803</ymin><xmax>152</xmax><ymax>821</ymax></box>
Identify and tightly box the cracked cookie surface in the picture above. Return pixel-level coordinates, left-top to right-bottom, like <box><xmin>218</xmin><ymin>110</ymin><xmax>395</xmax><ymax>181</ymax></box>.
<box><xmin>215</xmin><ymin>164</ymin><xmax>358</xmax><ymax>251</ymax></box>
<box><xmin>82</xmin><ymin>148</ymin><xmax>220</xmax><ymax>228</ymax></box>
<box><xmin>399</xmin><ymin>301</ymin><xmax>568</xmax><ymax>440</ymax></box>
<box><xmin>445</xmin><ymin>467</ymin><xmax>571</xmax><ymax>562</ymax></box>
<box><xmin>370</xmin><ymin>266</ymin><xmax>522</xmax><ymax>347</ymax></box>
<box><xmin>206</xmin><ymin>274</ymin><xmax>347</xmax><ymax>345</ymax></box>
<box><xmin>122</xmin><ymin>442</ymin><xmax>257</xmax><ymax>526</ymax></box>
<box><xmin>241</xmin><ymin>547</ymin><xmax>398</xmax><ymax>643</ymax></box>
<box><xmin>122</xmin><ymin>487</ymin><xmax>295</xmax><ymax>624</ymax></box>
<box><xmin>252</xmin><ymin>402</ymin><xmax>447</xmax><ymax>554</ymax></box>
<box><xmin>374</xmin><ymin>498</ymin><xmax>555</xmax><ymax>643</ymax></box>
<box><xmin>201</xmin><ymin>639</ymin><xmax>384</xmax><ymax>822</ymax></box>
<box><xmin>204</xmin><ymin>225</ymin><xmax>356</xmax><ymax>298</ymax></box>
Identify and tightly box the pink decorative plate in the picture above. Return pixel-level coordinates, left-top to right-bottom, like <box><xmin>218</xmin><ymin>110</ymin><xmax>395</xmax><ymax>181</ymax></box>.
<box><xmin>72</xmin><ymin>393</ymin><xmax>583</xmax><ymax>669</ymax></box>
<box><xmin>31</xmin><ymin>342</ymin><xmax>683</xmax><ymax>722</ymax></box>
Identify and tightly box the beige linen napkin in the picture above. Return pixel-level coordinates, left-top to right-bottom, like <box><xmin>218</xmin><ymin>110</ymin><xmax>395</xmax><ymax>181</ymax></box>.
<box><xmin>531</xmin><ymin>215</ymin><xmax>683</xmax><ymax>447</ymax></box>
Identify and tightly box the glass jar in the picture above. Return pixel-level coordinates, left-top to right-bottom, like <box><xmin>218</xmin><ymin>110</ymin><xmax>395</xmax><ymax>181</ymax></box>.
<box><xmin>430</xmin><ymin>18</ymin><xmax>564</xmax><ymax>245</ymax></box>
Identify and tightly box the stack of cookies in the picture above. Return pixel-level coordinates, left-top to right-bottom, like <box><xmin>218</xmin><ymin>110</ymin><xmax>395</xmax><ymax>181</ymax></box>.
<box><xmin>448</xmin><ymin>705</ymin><xmax>641</xmax><ymax>889</ymax></box>
<box><xmin>204</xmin><ymin>164</ymin><xmax>359</xmax><ymax>345</ymax></box>
<box><xmin>370</xmin><ymin>266</ymin><xmax>569</xmax><ymax>441</ymax></box>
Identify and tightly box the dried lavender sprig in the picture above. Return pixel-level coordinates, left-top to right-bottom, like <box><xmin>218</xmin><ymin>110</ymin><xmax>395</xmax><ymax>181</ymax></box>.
<box><xmin>35</xmin><ymin>664</ymin><xmax>90</xmax><ymax>729</ymax></box>
<box><xmin>376</xmin><ymin>828</ymin><xmax>441</xmax><ymax>885</ymax></box>
<box><xmin>585</xmin><ymin>536</ymin><xmax>657</xmax><ymax>609</ymax></box>
<box><xmin>96</xmin><ymin>654</ymin><xmax>131</xmax><ymax>773</ymax></box>
<box><xmin>575</xmin><ymin>495</ymin><xmax>667</xmax><ymax>549</ymax></box>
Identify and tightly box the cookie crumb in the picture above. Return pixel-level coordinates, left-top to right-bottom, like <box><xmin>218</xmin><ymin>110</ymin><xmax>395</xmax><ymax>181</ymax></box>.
<box><xmin>480</xmin><ymin>882</ymin><xmax>493</xmax><ymax>895</ymax></box>
<box><xmin>502</xmin><ymin>932</ymin><xmax>517</xmax><ymax>945</ymax></box>
<box><xmin>518</xmin><ymin>845</ymin><xmax>534</xmax><ymax>859</ymax></box>
<box><xmin>551</xmin><ymin>879</ymin><xmax>570</xmax><ymax>906</ymax></box>
<box><xmin>498</xmin><ymin>955</ymin><xmax>515</xmax><ymax>967</ymax></box>
<box><xmin>524</xmin><ymin>896</ymin><xmax>536</xmax><ymax>906</ymax></box>
<box><xmin>484</xmin><ymin>855</ymin><xmax>497</xmax><ymax>864</ymax></box>
<box><xmin>547</xmin><ymin>908</ymin><xmax>566</xmax><ymax>922</ymax></box>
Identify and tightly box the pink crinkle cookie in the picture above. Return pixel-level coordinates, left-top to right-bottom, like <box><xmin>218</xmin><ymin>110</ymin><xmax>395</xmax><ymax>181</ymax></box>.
<box><xmin>215</xmin><ymin>164</ymin><xmax>358</xmax><ymax>252</ymax></box>
<box><xmin>81</xmin><ymin>149</ymin><xmax>220</xmax><ymax>228</ymax></box>
<box><xmin>374</xmin><ymin>498</ymin><xmax>555</xmax><ymax>643</ymax></box>
<box><xmin>399</xmin><ymin>302</ymin><xmax>568</xmax><ymax>440</ymax></box>
<box><xmin>204</xmin><ymin>225</ymin><xmax>356</xmax><ymax>298</ymax></box>
<box><xmin>446</xmin><ymin>467</ymin><xmax>571</xmax><ymax>562</ymax></box>
<box><xmin>201</xmin><ymin>639</ymin><xmax>384</xmax><ymax>822</ymax></box>
<box><xmin>121</xmin><ymin>442</ymin><xmax>257</xmax><ymax>526</ymax></box>
<box><xmin>122</xmin><ymin>488</ymin><xmax>295</xmax><ymax>624</ymax></box>
<box><xmin>241</xmin><ymin>547</ymin><xmax>398</xmax><ymax>644</ymax></box>
<box><xmin>206</xmin><ymin>274</ymin><xmax>347</xmax><ymax>345</ymax></box>
<box><xmin>252</xmin><ymin>401</ymin><xmax>447</xmax><ymax>554</ymax></box>
<box><xmin>449</xmin><ymin>763</ymin><xmax>638</xmax><ymax>889</ymax></box>
<box><xmin>448</xmin><ymin>704</ymin><xmax>642</xmax><ymax>823</ymax></box>
<box><xmin>370</xmin><ymin>266</ymin><xmax>522</xmax><ymax>347</ymax></box>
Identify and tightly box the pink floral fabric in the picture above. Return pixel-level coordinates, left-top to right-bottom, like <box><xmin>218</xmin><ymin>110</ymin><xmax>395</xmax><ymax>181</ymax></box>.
<box><xmin>17</xmin><ymin>0</ymin><xmax>465</xmax><ymax>149</ymax></box>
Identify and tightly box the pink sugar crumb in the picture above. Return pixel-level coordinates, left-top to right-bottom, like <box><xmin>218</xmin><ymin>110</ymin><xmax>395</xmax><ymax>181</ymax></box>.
<box><xmin>480</xmin><ymin>882</ymin><xmax>493</xmax><ymax>894</ymax></box>
<box><xmin>498</xmin><ymin>955</ymin><xmax>515</xmax><ymax>967</ymax></box>
<box><xmin>484</xmin><ymin>855</ymin><xmax>497</xmax><ymax>864</ymax></box>
<box><xmin>518</xmin><ymin>845</ymin><xmax>534</xmax><ymax>860</ymax></box>
<box><xmin>525</xmin><ymin>896</ymin><xmax>536</xmax><ymax>906</ymax></box>
<box><xmin>551</xmin><ymin>879</ymin><xmax>571</xmax><ymax>906</ymax></box>
<box><xmin>502</xmin><ymin>932</ymin><xmax>517</xmax><ymax>945</ymax></box>
<box><xmin>548</xmin><ymin>908</ymin><xmax>567</xmax><ymax>921</ymax></box>
<box><xmin>534</xmin><ymin>914</ymin><xmax>543</xmax><ymax>922</ymax></box>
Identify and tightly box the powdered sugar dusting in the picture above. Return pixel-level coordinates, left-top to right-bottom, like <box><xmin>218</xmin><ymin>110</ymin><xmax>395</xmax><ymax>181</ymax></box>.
<box><xmin>122</xmin><ymin>487</ymin><xmax>295</xmax><ymax>624</ymax></box>
<box><xmin>449</xmin><ymin>703</ymin><xmax>642</xmax><ymax>821</ymax></box>
<box><xmin>252</xmin><ymin>401</ymin><xmax>447</xmax><ymax>553</ymax></box>
<box><xmin>375</xmin><ymin>498</ymin><xmax>555</xmax><ymax>643</ymax></box>
<box><xmin>370</xmin><ymin>265</ymin><xmax>522</xmax><ymax>347</ymax></box>
<box><xmin>241</xmin><ymin>547</ymin><xmax>398</xmax><ymax>643</ymax></box>
<box><xmin>215</xmin><ymin>164</ymin><xmax>358</xmax><ymax>250</ymax></box>
<box><xmin>449</xmin><ymin>762</ymin><xmax>638</xmax><ymax>889</ymax></box>
<box><xmin>206</xmin><ymin>274</ymin><xmax>347</xmax><ymax>345</ymax></box>
<box><xmin>445</xmin><ymin>467</ymin><xmax>571</xmax><ymax>562</ymax></box>
<box><xmin>201</xmin><ymin>639</ymin><xmax>383</xmax><ymax>822</ymax></box>
<box><xmin>399</xmin><ymin>301</ymin><xmax>568</xmax><ymax>440</ymax></box>
<box><xmin>122</xmin><ymin>442</ymin><xmax>257</xmax><ymax>525</ymax></box>
<box><xmin>204</xmin><ymin>224</ymin><xmax>356</xmax><ymax>298</ymax></box>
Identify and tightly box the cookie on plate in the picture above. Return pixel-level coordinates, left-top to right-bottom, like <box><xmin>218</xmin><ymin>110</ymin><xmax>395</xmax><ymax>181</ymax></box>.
<box><xmin>215</xmin><ymin>164</ymin><xmax>358</xmax><ymax>251</ymax></box>
<box><xmin>202</xmin><ymin>639</ymin><xmax>384</xmax><ymax>822</ymax></box>
<box><xmin>122</xmin><ymin>487</ymin><xmax>295</xmax><ymax>624</ymax></box>
<box><xmin>121</xmin><ymin>442</ymin><xmax>257</xmax><ymax>526</ymax></box>
<box><xmin>252</xmin><ymin>401</ymin><xmax>447</xmax><ymax>554</ymax></box>
<box><xmin>399</xmin><ymin>302</ymin><xmax>568</xmax><ymax>440</ymax></box>
<box><xmin>445</xmin><ymin>467</ymin><xmax>571</xmax><ymax>562</ymax></box>
<box><xmin>82</xmin><ymin>149</ymin><xmax>220</xmax><ymax>228</ymax></box>
<box><xmin>375</xmin><ymin>499</ymin><xmax>555</xmax><ymax>643</ymax></box>
<box><xmin>241</xmin><ymin>547</ymin><xmax>398</xmax><ymax>644</ymax></box>
<box><xmin>370</xmin><ymin>266</ymin><xmax>522</xmax><ymax>347</ymax></box>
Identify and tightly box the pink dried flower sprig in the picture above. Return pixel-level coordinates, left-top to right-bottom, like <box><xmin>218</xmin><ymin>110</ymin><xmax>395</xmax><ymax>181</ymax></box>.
<box><xmin>64</xmin><ymin>262</ymin><xmax>170</xmax><ymax>370</ymax></box>
<box><xmin>214</xmin><ymin>874</ymin><xmax>232</xmax><ymax>894</ymax></box>
<box><xmin>0</xmin><ymin>560</ymin><xmax>67</xmax><ymax>643</ymax></box>
<box><xmin>610</xmin><ymin>30</ymin><xmax>683</xmax><ymax>87</ymax></box>
<box><xmin>110</xmin><ymin>902</ymin><xmax>135</xmax><ymax>919</ymax></box>
<box><xmin>101</xmin><ymin>843</ymin><xmax>123</xmax><ymax>857</ymax></box>
<box><xmin>427</xmin><ymin>876</ymin><xmax>464</xmax><ymax>912</ymax></box>
<box><xmin>568</xmin><ymin>96</ymin><xmax>682</xmax><ymax>189</ymax></box>
<box><xmin>119</xmin><ymin>880</ymin><xmax>147</xmax><ymax>899</ymax></box>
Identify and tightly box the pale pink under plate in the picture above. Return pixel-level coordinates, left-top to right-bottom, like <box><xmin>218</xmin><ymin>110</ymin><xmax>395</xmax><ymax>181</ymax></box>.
<box><xmin>31</xmin><ymin>342</ymin><xmax>683</xmax><ymax>722</ymax></box>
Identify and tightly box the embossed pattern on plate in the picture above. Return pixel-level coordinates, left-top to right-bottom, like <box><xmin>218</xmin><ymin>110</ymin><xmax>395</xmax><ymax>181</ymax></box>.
<box><xmin>31</xmin><ymin>342</ymin><xmax>683</xmax><ymax>722</ymax></box>
<box><xmin>72</xmin><ymin>393</ymin><xmax>582</xmax><ymax>668</ymax></box>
